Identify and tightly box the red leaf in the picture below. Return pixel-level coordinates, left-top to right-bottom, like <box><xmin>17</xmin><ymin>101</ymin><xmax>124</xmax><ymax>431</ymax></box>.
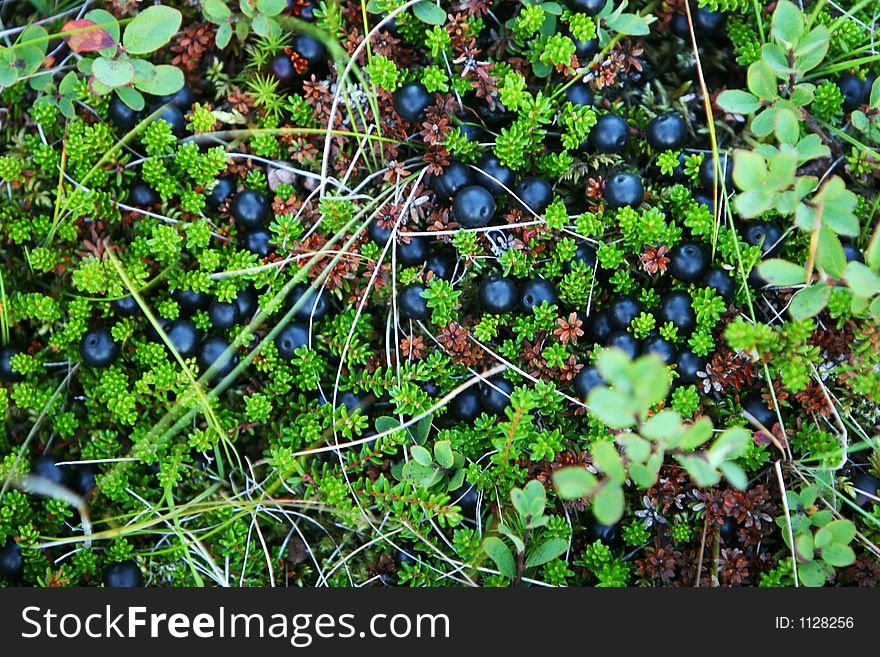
<box><xmin>61</xmin><ymin>19</ymin><xmax>116</xmax><ymax>54</ymax></box>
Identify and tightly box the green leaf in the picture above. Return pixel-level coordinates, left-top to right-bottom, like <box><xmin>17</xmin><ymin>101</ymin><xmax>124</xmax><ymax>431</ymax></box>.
<box><xmin>732</xmin><ymin>149</ymin><xmax>767</xmax><ymax>190</ymax></box>
<box><xmin>92</xmin><ymin>55</ymin><xmax>134</xmax><ymax>88</ymax></box>
<box><xmin>257</xmin><ymin>0</ymin><xmax>286</xmax><ymax>16</ymax></box>
<box><xmin>716</xmin><ymin>89</ymin><xmax>761</xmax><ymax>115</ymax></box>
<box><xmin>552</xmin><ymin>467</ymin><xmax>597</xmax><ymax>499</ymax></box>
<box><xmin>771</xmin><ymin>0</ymin><xmax>804</xmax><ymax>48</ymax></box>
<box><xmin>115</xmin><ymin>86</ymin><xmax>145</xmax><ymax>111</ymax></box>
<box><xmin>122</xmin><ymin>5</ymin><xmax>182</xmax><ymax>55</ymax></box>
<box><xmin>816</xmin><ymin>228</ymin><xmax>846</xmax><ymax>279</ymax></box>
<box><xmin>789</xmin><ymin>283</ymin><xmax>830</xmax><ymax>320</ymax></box>
<box><xmin>134</xmin><ymin>63</ymin><xmax>184</xmax><ymax>96</ymax></box>
<box><xmin>84</xmin><ymin>8</ymin><xmax>121</xmax><ymax>43</ymax></box>
<box><xmin>592</xmin><ymin>482</ymin><xmax>624</xmax><ymax>525</ymax></box>
<box><xmin>761</xmin><ymin>43</ymin><xmax>797</xmax><ymax>75</ymax></box>
<box><xmin>620</xmin><ymin>435</ymin><xmax>651</xmax><ymax>463</ymax></box>
<box><xmin>845</xmin><ymin>261</ymin><xmax>880</xmax><ymax>298</ymax></box>
<box><xmin>401</xmin><ymin>460</ymin><xmax>439</xmax><ymax>488</ymax></box>
<box><xmin>816</xmin><ymin>519</ymin><xmax>856</xmax><ymax>546</ymax></box>
<box><xmin>587</xmin><ymin>387</ymin><xmax>636</xmax><ymax>429</ymax></box>
<box><xmin>797</xmin><ymin>560</ymin><xmax>827</xmax><ymax>587</ymax></box>
<box><xmin>758</xmin><ymin>259</ymin><xmax>806</xmax><ymax>286</ymax></box>
<box><xmin>679</xmin><ymin>417</ymin><xmax>713</xmax><ymax>450</ymax></box>
<box><xmin>640</xmin><ymin>410</ymin><xmax>682</xmax><ymax>441</ymax></box>
<box><xmin>483</xmin><ymin>537</ymin><xmax>516</xmax><ymax>580</ymax></box>
<box><xmin>751</xmin><ymin>106</ymin><xmax>778</xmax><ymax>137</ymax></box>
<box><xmin>867</xmin><ymin>222</ymin><xmax>880</xmax><ymax>271</ymax></box>
<box><xmin>433</xmin><ymin>440</ymin><xmax>453</xmax><ymax>469</ymax></box>
<box><xmin>747</xmin><ymin>61</ymin><xmax>778</xmax><ymax>100</ymax></box>
<box><xmin>216</xmin><ymin>23</ymin><xmax>233</xmax><ymax>48</ymax></box>
<box><xmin>774</xmin><ymin>108</ymin><xmax>800</xmax><ymax>145</ymax></box>
<box><xmin>628</xmin><ymin>462</ymin><xmax>657</xmax><ymax>488</ymax></box>
<box><xmin>526</xmin><ymin>538</ymin><xmax>568</xmax><ymax>568</ymax></box>
<box><xmin>820</xmin><ymin>543</ymin><xmax>856</xmax><ymax>567</ymax></box>
<box><xmin>719</xmin><ymin>461</ymin><xmax>747</xmax><ymax>490</ymax></box>
<box><xmin>411</xmin><ymin>445</ymin><xmax>432</xmax><ymax>466</ymax></box>
<box><xmin>413</xmin><ymin>1</ymin><xmax>448</xmax><ymax>25</ymax></box>
<box><xmin>794</xmin><ymin>26</ymin><xmax>830</xmax><ymax>72</ymax></box>
<box><xmin>605</xmin><ymin>12</ymin><xmax>650</xmax><ymax>36</ymax></box>
<box><xmin>202</xmin><ymin>0</ymin><xmax>232</xmax><ymax>23</ymax></box>
<box><xmin>592</xmin><ymin>441</ymin><xmax>624</xmax><ymax>482</ymax></box>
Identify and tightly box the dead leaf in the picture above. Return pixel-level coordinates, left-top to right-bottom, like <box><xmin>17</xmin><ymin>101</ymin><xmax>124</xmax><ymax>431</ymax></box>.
<box><xmin>61</xmin><ymin>19</ymin><xmax>116</xmax><ymax>54</ymax></box>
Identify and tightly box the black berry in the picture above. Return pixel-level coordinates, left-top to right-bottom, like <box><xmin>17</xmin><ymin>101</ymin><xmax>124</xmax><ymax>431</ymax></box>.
<box><xmin>108</xmin><ymin>95</ymin><xmax>142</xmax><ymax>131</ymax></box>
<box><xmin>589</xmin><ymin>114</ymin><xmax>630</xmax><ymax>153</ymax></box>
<box><xmin>0</xmin><ymin>346</ymin><xmax>24</xmax><ymax>383</ymax></box>
<box><xmin>173</xmin><ymin>289</ymin><xmax>211</xmax><ymax>316</ymax></box>
<box><xmin>742</xmin><ymin>220</ymin><xmax>783</xmax><ymax>256</ymax></box>
<box><xmin>165</xmin><ymin>320</ymin><xmax>200</xmax><ymax>358</ymax></box>
<box><xmin>291</xmin><ymin>284</ymin><xmax>332</xmax><ymax>321</ymax></box>
<box><xmin>292</xmin><ymin>33</ymin><xmax>327</xmax><ymax>70</ymax></box>
<box><xmin>208</xmin><ymin>300</ymin><xmax>240</xmax><ymax>329</ymax></box>
<box><xmin>453</xmin><ymin>185</ymin><xmax>496</xmax><ymax>228</ymax></box>
<box><xmin>231</xmin><ymin>189</ymin><xmax>270</xmax><ymax>230</ymax></box>
<box><xmin>103</xmin><ymin>560</ymin><xmax>144</xmax><ymax>588</ymax></box>
<box><xmin>241</xmin><ymin>228</ymin><xmax>272</xmax><ymax>257</ymax></box>
<box><xmin>843</xmin><ymin>242</ymin><xmax>865</xmax><ymax>263</ymax></box>
<box><xmin>604</xmin><ymin>171</ymin><xmax>644</xmax><ymax>209</ymax></box>
<box><xmin>675</xmin><ymin>348</ymin><xmax>705</xmax><ymax>384</ymax></box>
<box><xmin>642</xmin><ymin>334</ymin><xmax>677</xmax><ymax>364</ymax></box>
<box><xmin>520</xmin><ymin>278</ymin><xmax>559</xmax><ymax>312</ymax></box>
<box><xmin>694</xmin><ymin>6</ymin><xmax>726</xmax><ymax>35</ymax></box>
<box><xmin>564</xmin><ymin>81</ymin><xmax>595</xmax><ymax>107</ymax></box>
<box><xmin>157</xmin><ymin>84</ymin><xmax>195</xmax><ymax>111</ymax></box>
<box><xmin>646</xmin><ymin>112</ymin><xmax>687</xmax><ymax>150</ymax></box>
<box><xmin>399</xmin><ymin>284</ymin><xmax>429</xmax><ymax>320</ymax></box>
<box><xmin>607</xmin><ymin>330</ymin><xmax>641</xmax><ymax>358</ymax></box>
<box><xmin>609</xmin><ymin>295</ymin><xmax>643</xmax><ymax>330</ymax></box>
<box><xmin>703</xmin><ymin>268</ymin><xmax>735</xmax><ymax>302</ymax></box>
<box><xmin>32</xmin><ymin>455</ymin><xmax>69</xmax><ymax>486</ymax></box>
<box><xmin>839</xmin><ymin>74</ymin><xmax>867</xmax><ymax>112</ymax></box>
<box><xmin>198</xmin><ymin>336</ymin><xmax>238</xmax><ymax>380</ymax></box>
<box><xmin>478</xmin><ymin>275</ymin><xmax>518</xmax><ymax>314</ymax></box>
<box><xmin>393</xmin><ymin>81</ymin><xmax>432</xmax><ymax>123</ymax></box>
<box><xmin>151</xmin><ymin>103</ymin><xmax>185</xmax><ymax>137</ymax></box>
<box><xmin>741</xmin><ymin>394</ymin><xmax>777</xmax><ymax>428</ymax></box>
<box><xmin>234</xmin><ymin>287</ymin><xmax>259</xmax><ymax>322</ymax></box>
<box><xmin>431</xmin><ymin>161</ymin><xmax>474</xmax><ymax>199</ymax></box>
<box><xmin>567</xmin><ymin>242</ymin><xmax>597</xmax><ymax>272</ymax></box>
<box><xmin>573</xmin><ymin>366</ymin><xmax>604</xmax><ymax>398</ymax></box>
<box><xmin>425</xmin><ymin>250</ymin><xmax>457</xmax><ymax>281</ymax></box>
<box><xmin>449</xmin><ymin>387</ymin><xmax>482</xmax><ymax>422</ymax></box>
<box><xmin>206</xmin><ymin>177</ymin><xmax>236</xmax><ymax>210</ymax></box>
<box><xmin>129</xmin><ymin>180</ymin><xmax>158</xmax><ymax>207</ymax></box>
<box><xmin>0</xmin><ymin>540</ymin><xmax>24</xmax><ymax>581</ymax></box>
<box><xmin>275</xmin><ymin>323</ymin><xmax>310</xmax><ymax>359</ymax></box>
<box><xmin>268</xmin><ymin>54</ymin><xmax>296</xmax><ymax>83</ymax></box>
<box><xmin>70</xmin><ymin>465</ymin><xmax>97</xmax><ymax>496</ymax></box>
<box><xmin>657</xmin><ymin>290</ymin><xmax>696</xmax><ymax>335</ymax></box>
<box><xmin>699</xmin><ymin>151</ymin><xmax>733</xmax><ymax>191</ymax></box>
<box><xmin>514</xmin><ymin>177</ymin><xmax>553</xmax><ymax>215</ymax></box>
<box><xmin>567</xmin><ymin>0</ymin><xmax>607</xmax><ymax>15</ymax></box>
<box><xmin>112</xmin><ymin>295</ymin><xmax>140</xmax><ymax>318</ymax></box>
<box><xmin>397</xmin><ymin>235</ymin><xmax>429</xmax><ymax>266</ymax></box>
<box><xmin>481</xmin><ymin>377</ymin><xmax>513</xmax><ymax>415</ymax></box>
<box><xmin>668</xmin><ymin>242</ymin><xmax>709</xmax><ymax>283</ymax></box>
<box><xmin>585</xmin><ymin>309</ymin><xmax>615</xmax><ymax>344</ymax></box>
<box><xmin>474</xmin><ymin>154</ymin><xmax>515</xmax><ymax>196</ymax></box>
<box><xmin>79</xmin><ymin>328</ymin><xmax>120</xmax><ymax>368</ymax></box>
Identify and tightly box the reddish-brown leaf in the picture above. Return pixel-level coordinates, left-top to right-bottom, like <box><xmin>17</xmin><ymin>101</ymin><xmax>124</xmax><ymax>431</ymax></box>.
<box><xmin>61</xmin><ymin>19</ymin><xmax>115</xmax><ymax>54</ymax></box>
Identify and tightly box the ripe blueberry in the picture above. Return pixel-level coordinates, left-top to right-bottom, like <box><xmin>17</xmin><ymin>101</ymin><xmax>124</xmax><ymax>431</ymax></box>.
<box><xmin>646</xmin><ymin>112</ymin><xmax>687</xmax><ymax>151</ymax></box>
<box><xmin>514</xmin><ymin>177</ymin><xmax>553</xmax><ymax>215</ymax></box>
<box><xmin>32</xmin><ymin>455</ymin><xmax>69</xmax><ymax>486</ymax></box>
<box><xmin>206</xmin><ymin>177</ymin><xmax>236</xmax><ymax>210</ymax></box>
<box><xmin>129</xmin><ymin>180</ymin><xmax>158</xmax><ymax>207</ymax></box>
<box><xmin>275</xmin><ymin>323</ymin><xmax>310</xmax><ymax>359</ymax></box>
<box><xmin>208</xmin><ymin>300</ymin><xmax>240</xmax><ymax>329</ymax></box>
<box><xmin>585</xmin><ymin>309</ymin><xmax>615</xmax><ymax>344</ymax></box>
<box><xmin>564</xmin><ymin>81</ymin><xmax>595</xmax><ymax>107</ymax></box>
<box><xmin>103</xmin><ymin>560</ymin><xmax>144</xmax><ymax>587</ymax></box>
<box><xmin>703</xmin><ymin>268</ymin><xmax>735</xmax><ymax>302</ymax></box>
<box><xmin>291</xmin><ymin>284</ymin><xmax>332</xmax><ymax>321</ymax></box>
<box><xmin>478</xmin><ymin>275</ymin><xmax>518</xmax><ymax>314</ymax></box>
<box><xmin>604</xmin><ymin>171</ymin><xmax>643</xmax><ymax>209</ymax></box>
<box><xmin>741</xmin><ymin>394</ymin><xmax>777</xmax><ymax>429</ymax></box>
<box><xmin>231</xmin><ymin>189</ymin><xmax>270</xmax><ymax>230</ymax></box>
<box><xmin>198</xmin><ymin>336</ymin><xmax>238</xmax><ymax>380</ymax></box>
<box><xmin>699</xmin><ymin>152</ymin><xmax>733</xmax><ymax>191</ymax></box>
<box><xmin>165</xmin><ymin>320</ymin><xmax>200</xmax><ymax>358</ymax></box>
<box><xmin>241</xmin><ymin>228</ymin><xmax>272</xmax><ymax>257</ymax></box>
<box><xmin>742</xmin><ymin>220</ymin><xmax>783</xmax><ymax>256</ymax></box>
<box><xmin>393</xmin><ymin>81</ymin><xmax>433</xmax><ymax>124</ymax></box>
<box><xmin>108</xmin><ymin>95</ymin><xmax>142</xmax><ymax>130</ymax></box>
<box><xmin>520</xmin><ymin>278</ymin><xmax>559</xmax><ymax>312</ymax></box>
<box><xmin>449</xmin><ymin>387</ymin><xmax>482</xmax><ymax>422</ymax></box>
<box><xmin>839</xmin><ymin>74</ymin><xmax>867</xmax><ymax>112</ymax></box>
<box><xmin>657</xmin><ymin>290</ymin><xmax>696</xmax><ymax>335</ymax></box>
<box><xmin>425</xmin><ymin>250</ymin><xmax>457</xmax><ymax>281</ymax></box>
<box><xmin>668</xmin><ymin>242</ymin><xmax>709</xmax><ymax>283</ymax></box>
<box><xmin>399</xmin><ymin>284</ymin><xmax>429</xmax><ymax>320</ymax></box>
<box><xmin>642</xmin><ymin>334</ymin><xmax>677</xmax><ymax>364</ymax></box>
<box><xmin>431</xmin><ymin>161</ymin><xmax>474</xmax><ymax>199</ymax></box>
<box><xmin>481</xmin><ymin>377</ymin><xmax>513</xmax><ymax>415</ymax></box>
<box><xmin>607</xmin><ymin>331</ymin><xmax>641</xmax><ymax>358</ymax></box>
<box><xmin>173</xmin><ymin>289</ymin><xmax>211</xmax><ymax>316</ymax></box>
<box><xmin>675</xmin><ymin>348</ymin><xmax>705</xmax><ymax>383</ymax></box>
<box><xmin>474</xmin><ymin>154</ymin><xmax>515</xmax><ymax>196</ymax></box>
<box><xmin>397</xmin><ymin>235</ymin><xmax>429</xmax><ymax>266</ymax></box>
<box><xmin>567</xmin><ymin>0</ymin><xmax>607</xmax><ymax>15</ymax></box>
<box><xmin>79</xmin><ymin>328</ymin><xmax>120</xmax><ymax>368</ymax></box>
<box><xmin>453</xmin><ymin>185</ymin><xmax>496</xmax><ymax>228</ymax></box>
<box><xmin>589</xmin><ymin>114</ymin><xmax>629</xmax><ymax>153</ymax></box>
<box><xmin>609</xmin><ymin>295</ymin><xmax>643</xmax><ymax>330</ymax></box>
<box><xmin>0</xmin><ymin>540</ymin><xmax>24</xmax><ymax>581</ymax></box>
